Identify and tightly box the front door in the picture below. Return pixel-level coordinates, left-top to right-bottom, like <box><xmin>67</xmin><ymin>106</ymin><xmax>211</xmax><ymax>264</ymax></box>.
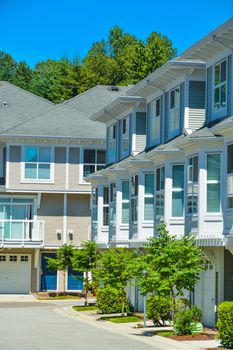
<box><xmin>67</xmin><ymin>266</ymin><xmax>83</xmax><ymax>291</ymax></box>
<box><xmin>41</xmin><ymin>253</ymin><xmax>57</xmax><ymax>291</ymax></box>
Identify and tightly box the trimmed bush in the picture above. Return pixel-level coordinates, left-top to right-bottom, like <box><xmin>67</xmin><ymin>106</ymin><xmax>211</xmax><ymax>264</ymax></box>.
<box><xmin>146</xmin><ymin>295</ymin><xmax>172</xmax><ymax>326</ymax></box>
<box><xmin>174</xmin><ymin>306</ymin><xmax>202</xmax><ymax>335</ymax></box>
<box><xmin>97</xmin><ymin>286</ymin><xmax>133</xmax><ymax>314</ymax></box>
<box><xmin>217</xmin><ymin>302</ymin><xmax>233</xmax><ymax>349</ymax></box>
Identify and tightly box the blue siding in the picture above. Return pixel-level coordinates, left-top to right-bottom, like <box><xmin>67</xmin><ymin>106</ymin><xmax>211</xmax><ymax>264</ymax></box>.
<box><xmin>41</xmin><ymin>253</ymin><xmax>57</xmax><ymax>291</ymax></box>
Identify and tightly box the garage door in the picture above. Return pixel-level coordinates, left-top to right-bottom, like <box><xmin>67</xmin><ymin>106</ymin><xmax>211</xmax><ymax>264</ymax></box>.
<box><xmin>0</xmin><ymin>254</ymin><xmax>31</xmax><ymax>293</ymax></box>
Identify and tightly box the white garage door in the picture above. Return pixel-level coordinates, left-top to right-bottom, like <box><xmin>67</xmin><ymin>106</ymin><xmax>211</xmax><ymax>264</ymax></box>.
<box><xmin>0</xmin><ymin>254</ymin><xmax>31</xmax><ymax>293</ymax></box>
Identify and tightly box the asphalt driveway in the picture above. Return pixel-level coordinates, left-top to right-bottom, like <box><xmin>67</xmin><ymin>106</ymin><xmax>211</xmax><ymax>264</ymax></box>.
<box><xmin>0</xmin><ymin>303</ymin><xmax>161</xmax><ymax>350</ymax></box>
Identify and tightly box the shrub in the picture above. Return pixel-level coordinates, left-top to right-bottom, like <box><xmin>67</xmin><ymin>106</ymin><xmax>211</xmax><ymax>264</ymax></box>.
<box><xmin>146</xmin><ymin>295</ymin><xmax>172</xmax><ymax>326</ymax></box>
<box><xmin>176</xmin><ymin>298</ymin><xmax>191</xmax><ymax>312</ymax></box>
<box><xmin>97</xmin><ymin>286</ymin><xmax>133</xmax><ymax>314</ymax></box>
<box><xmin>174</xmin><ymin>306</ymin><xmax>202</xmax><ymax>335</ymax></box>
<box><xmin>217</xmin><ymin>302</ymin><xmax>233</xmax><ymax>349</ymax></box>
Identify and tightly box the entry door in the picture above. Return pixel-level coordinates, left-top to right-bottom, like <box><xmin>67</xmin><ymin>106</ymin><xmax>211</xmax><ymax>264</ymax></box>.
<box><xmin>67</xmin><ymin>266</ymin><xmax>83</xmax><ymax>290</ymax></box>
<box><xmin>41</xmin><ymin>253</ymin><xmax>57</xmax><ymax>291</ymax></box>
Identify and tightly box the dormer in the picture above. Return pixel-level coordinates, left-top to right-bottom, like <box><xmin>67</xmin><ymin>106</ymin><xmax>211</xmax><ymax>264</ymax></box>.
<box><xmin>91</xmin><ymin>95</ymin><xmax>146</xmax><ymax>165</ymax></box>
<box><xmin>127</xmin><ymin>59</ymin><xmax>206</xmax><ymax>149</ymax></box>
<box><xmin>180</xmin><ymin>17</ymin><xmax>233</xmax><ymax>124</ymax></box>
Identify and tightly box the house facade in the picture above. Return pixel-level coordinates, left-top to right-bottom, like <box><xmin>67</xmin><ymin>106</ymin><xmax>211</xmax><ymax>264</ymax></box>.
<box><xmin>0</xmin><ymin>82</ymin><xmax>130</xmax><ymax>294</ymax></box>
<box><xmin>87</xmin><ymin>18</ymin><xmax>233</xmax><ymax>326</ymax></box>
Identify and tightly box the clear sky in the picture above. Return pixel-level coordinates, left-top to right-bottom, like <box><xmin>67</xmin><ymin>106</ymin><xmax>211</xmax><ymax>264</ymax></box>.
<box><xmin>1</xmin><ymin>0</ymin><xmax>233</xmax><ymax>67</ymax></box>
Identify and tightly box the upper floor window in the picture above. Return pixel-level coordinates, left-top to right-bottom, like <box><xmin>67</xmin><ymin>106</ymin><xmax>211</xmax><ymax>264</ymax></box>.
<box><xmin>172</xmin><ymin>164</ymin><xmax>184</xmax><ymax>217</ymax></box>
<box><xmin>121</xmin><ymin>117</ymin><xmax>130</xmax><ymax>155</ymax></box>
<box><xmin>24</xmin><ymin>147</ymin><xmax>51</xmax><ymax>181</ymax></box>
<box><xmin>102</xmin><ymin>186</ymin><xmax>109</xmax><ymax>226</ymax></box>
<box><xmin>130</xmin><ymin>175</ymin><xmax>138</xmax><ymax>223</ymax></box>
<box><xmin>169</xmin><ymin>86</ymin><xmax>180</xmax><ymax>138</ymax></box>
<box><xmin>109</xmin><ymin>183</ymin><xmax>116</xmax><ymax>227</ymax></box>
<box><xmin>214</xmin><ymin>60</ymin><xmax>227</xmax><ymax>111</ymax></box>
<box><xmin>144</xmin><ymin>173</ymin><xmax>154</xmax><ymax>221</ymax></box>
<box><xmin>206</xmin><ymin>154</ymin><xmax>221</xmax><ymax>213</ymax></box>
<box><xmin>227</xmin><ymin>145</ymin><xmax>233</xmax><ymax>209</ymax></box>
<box><xmin>187</xmin><ymin>156</ymin><xmax>198</xmax><ymax>215</ymax></box>
<box><xmin>155</xmin><ymin>166</ymin><xmax>165</xmax><ymax>219</ymax></box>
<box><xmin>109</xmin><ymin>124</ymin><xmax>117</xmax><ymax>162</ymax></box>
<box><xmin>150</xmin><ymin>97</ymin><xmax>161</xmax><ymax>145</ymax></box>
<box><xmin>83</xmin><ymin>149</ymin><xmax>105</xmax><ymax>177</ymax></box>
<box><xmin>92</xmin><ymin>188</ymin><xmax>98</xmax><ymax>231</ymax></box>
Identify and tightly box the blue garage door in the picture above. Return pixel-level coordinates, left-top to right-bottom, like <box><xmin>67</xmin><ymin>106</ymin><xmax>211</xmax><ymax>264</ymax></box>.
<box><xmin>67</xmin><ymin>266</ymin><xmax>83</xmax><ymax>290</ymax></box>
<box><xmin>41</xmin><ymin>253</ymin><xmax>57</xmax><ymax>291</ymax></box>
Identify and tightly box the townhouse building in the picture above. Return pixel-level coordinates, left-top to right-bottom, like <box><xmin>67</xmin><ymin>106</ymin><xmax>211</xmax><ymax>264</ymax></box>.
<box><xmin>0</xmin><ymin>81</ymin><xmax>130</xmax><ymax>294</ymax></box>
<box><xmin>87</xmin><ymin>18</ymin><xmax>233</xmax><ymax>326</ymax></box>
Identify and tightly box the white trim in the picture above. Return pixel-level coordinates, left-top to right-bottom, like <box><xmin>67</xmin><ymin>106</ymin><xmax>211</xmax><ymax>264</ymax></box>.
<box><xmin>65</xmin><ymin>147</ymin><xmax>69</xmax><ymax>190</ymax></box>
<box><xmin>63</xmin><ymin>193</ymin><xmax>67</xmax><ymax>244</ymax></box>
<box><xmin>5</xmin><ymin>144</ymin><xmax>9</xmax><ymax>188</ymax></box>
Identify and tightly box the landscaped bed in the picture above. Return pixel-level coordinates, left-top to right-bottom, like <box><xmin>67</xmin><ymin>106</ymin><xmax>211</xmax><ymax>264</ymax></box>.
<box><xmin>100</xmin><ymin>315</ymin><xmax>142</xmax><ymax>323</ymax></box>
<box><xmin>156</xmin><ymin>328</ymin><xmax>218</xmax><ymax>341</ymax></box>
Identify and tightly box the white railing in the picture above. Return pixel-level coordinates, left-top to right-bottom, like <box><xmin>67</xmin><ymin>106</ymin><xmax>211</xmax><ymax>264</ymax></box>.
<box><xmin>0</xmin><ymin>220</ymin><xmax>44</xmax><ymax>246</ymax></box>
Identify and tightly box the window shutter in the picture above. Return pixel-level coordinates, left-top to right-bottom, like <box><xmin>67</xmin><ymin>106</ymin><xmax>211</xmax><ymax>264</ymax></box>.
<box><xmin>180</xmin><ymin>82</ymin><xmax>185</xmax><ymax>132</ymax></box>
<box><xmin>206</xmin><ymin>67</ymin><xmax>212</xmax><ymax>124</ymax></box>
<box><xmin>146</xmin><ymin>103</ymin><xmax>151</xmax><ymax>148</ymax></box>
<box><xmin>227</xmin><ymin>54</ymin><xmax>232</xmax><ymax>117</ymax></box>
<box><xmin>106</xmin><ymin>126</ymin><xmax>110</xmax><ymax>164</ymax></box>
<box><xmin>165</xmin><ymin>92</ymin><xmax>169</xmax><ymax>141</ymax></box>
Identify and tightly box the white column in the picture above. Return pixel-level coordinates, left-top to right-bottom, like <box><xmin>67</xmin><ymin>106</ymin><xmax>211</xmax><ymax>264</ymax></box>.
<box><xmin>198</xmin><ymin>150</ymin><xmax>206</xmax><ymax>235</ymax></box>
<box><xmin>63</xmin><ymin>193</ymin><xmax>67</xmax><ymax>244</ymax></box>
<box><xmin>65</xmin><ymin>147</ymin><xmax>69</xmax><ymax>190</ymax></box>
<box><xmin>137</xmin><ymin>170</ymin><xmax>144</xmax><ymax>239</ymax></box>
<box><xmin>115</xmin><ymin>178</ymin><xmax>121</xmax><ymax>242</ymax></box>
<box><xmin>164</xmin><ymin>159</ymin><xmax>172</xmax><ymax>232</ymax></box>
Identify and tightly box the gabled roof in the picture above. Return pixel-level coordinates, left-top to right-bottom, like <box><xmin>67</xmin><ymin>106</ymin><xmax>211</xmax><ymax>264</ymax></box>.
<box><xmin>0</xmin><ymin>81</ymin><xmax>105</xmax><ymax>140</ymax></box>
<box><xmin>63</xmin><ymin>85</ymin><xmax>132</xmax><ymax>118</ymax></box>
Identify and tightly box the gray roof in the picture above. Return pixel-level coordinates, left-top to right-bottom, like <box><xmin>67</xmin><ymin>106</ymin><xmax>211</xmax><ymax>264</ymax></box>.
<box><xmin>64</xmin><ymin>85</ymin><xmax>132</xmax><ymax>118</ymax></box>
<box><xmin>0</xmin><ymin>81</ymin><xmax>105</xmax><ymax>139</ymax></box>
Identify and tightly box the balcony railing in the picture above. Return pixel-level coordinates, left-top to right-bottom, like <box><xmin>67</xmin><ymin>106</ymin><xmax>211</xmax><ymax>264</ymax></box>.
<box><xmin>0</xmin><ymin>220</ymin><xmax>44</xmax><ymax>247</ymax></box>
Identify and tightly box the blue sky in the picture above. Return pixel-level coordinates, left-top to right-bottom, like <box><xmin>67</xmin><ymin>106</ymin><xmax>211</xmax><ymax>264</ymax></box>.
<box><xmin>1</xmin><ymin>0</ymin><xmax>233</xmax><ymax>67</ymax></box>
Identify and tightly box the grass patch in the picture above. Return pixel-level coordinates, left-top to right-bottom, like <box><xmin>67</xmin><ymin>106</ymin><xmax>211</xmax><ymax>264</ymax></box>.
<box><xmin>156</xmin><ymin>331</ymin><xmax>173</xmax><ymax>337</ymax></box>
<box><xmin>73</xmin><ymin>305</ymin><xmax>99</xmax><ymax>311</ymax></box>
<box><xmin>101</xmin><ymin>315</ymin><xmax>142</xmax><ymax>323</ymax></box>
<box><xmin>37</xmin><ymin>295</ymin><xmax>82</xmax><ymax>300</ymax></box>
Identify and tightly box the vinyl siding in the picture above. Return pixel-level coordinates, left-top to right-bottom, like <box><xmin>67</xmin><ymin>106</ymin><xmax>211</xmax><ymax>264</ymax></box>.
<box><xmin>189</xmin><ymin>81</ymin><xmax>206</xmax><ymax>130</ymax></box>
<box><xmin>67</xmin><ymin>194</ymin><xmax>90</xmax><ymax>245</ymax></box>
<box><xmin>135</xmin><ymin>112</ymin><xmax>146</xmax><ymax>153</ymax></box>
<box><xmin>37</xmin><ymin>193</ymin><xmax>64</xmax><ymax>246</ymax></box>
<box><xmin>68</xmin><ymin>147</ymin><xmax>80</xmax><ymax>189</ymax></box>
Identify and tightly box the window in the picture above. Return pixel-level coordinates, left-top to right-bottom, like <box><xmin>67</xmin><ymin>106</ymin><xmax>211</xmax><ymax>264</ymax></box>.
<box><xmin>206</xmin><ymin>154</ymin><xmax>221</xmax><ymax>213</ymax></box>
<box><xmin>130</xmin><ymin>175</ymin><xmax>138</xmax><ymax>222</ymax></box>
<box><xmin>109</xmin><ymin>183</ymin><xmax>116</xmax><ymax>227</ymax></box>
<box><xmin>24</xmin><ymin>147</ymin><xmax>51</xmax><ymax>181</ymax></box>
<box><xmin>92</xmin><ymin>188</ymin><xmax>98</xmax><ymax>231</ymax></box>
<box><xmin>9</xmin><ymin>255</ymin><xmax>17</xmax><ymax>262</ymax></box>
<box><xmin>150</xmin><ymin>97</ymin><xmax>161</xmax><ymax>145</ymax></box>
<box><xmin>109</xmin><ymin>124</ymin><xmax>117</xmax><ymax>162</ymax></box>
<box><xmin>0</xmin><ymin>255</ymin><xmax>6</xmax><ymax>261</ymax></box>
<box><xmin>214</xmin><ymin>60</ymin><xmax>227</xmax><ymax>111</ymax></box>
<box><xmin>172</xmin><ymin>165</ymin><xmax>184</xmax><ymax>217</ymax></box>
<box><xmin>155</xmin><ymin>166</ymin><xmax>165</xmax><ymax>219</ymax></box>
<box><xmin>187</xmin><ymin>156</ymin><xmax>199</xmax><ymax>215</ymax></box>
<box><xmin>102</xmin><ymin>187</ymin><xmax>109</xmax><ymax>226</ymax></box>
<box><xmin>122</xmin><ymin>117</ymin><xmax>130</xmax><ymax>154</ymax></box>
<box><xmin>20</xmin><ymin>256</ymin><xmax>28</xmax><ymax>262</ymax></box>
<box><xmin>169</xmin><ymin>87</ymin><xmax>180</xmax><ymax>137</ymax></box>
<box><xmin>144</xmin><ymin>174</ymin><xmax>154</xmax><ymax>221</ymax></box>
<box><xmin>83</xmin><ymin>149</ymin><xmax>105</xmax><ymax>177</ymax></box>
<box><xmin>227</xmin><ymin>145</ymin><xmax>233</xmax><ymax>208</ymax></box>
<box><xmin>122</xmin><ymin>180</ymin><xmax>130</xmax><ymax>224</ymax></box>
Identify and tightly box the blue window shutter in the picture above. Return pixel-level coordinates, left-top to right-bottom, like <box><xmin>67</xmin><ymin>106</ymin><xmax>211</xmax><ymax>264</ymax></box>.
<box><xmin>146</xmin><ymin>103</ymin><xmax>151</xmax><ymax>148</ymax></box>
<box><xmin>165</xmin><ymin>92</ymin><xmax>169</xmax><ymax>141</ymax></box>
<box><xmin>206</xmin><ymin>67</ymin><xmax>212</xmax><ymax>124</ymax></box>
<box><xmin>180</xmin><ymin>82</ymin><xmax>185</xmax><ymax>133</ymax></box>
<box><xmin>106</xmin><ymin>126</ymin><xmax>110</xmax><ymax>164</ymax></box>
<box><xmin>227</xmin><ymin>54</ymin><xmax>232</xmax><ymax>117</ymax></box>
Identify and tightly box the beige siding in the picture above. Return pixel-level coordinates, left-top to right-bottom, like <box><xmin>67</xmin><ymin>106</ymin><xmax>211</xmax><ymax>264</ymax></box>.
<box><xmin>67</xmin><ymin>194</ymin><xmax>90</xmax><ymax>245</ymax></box>
<box><xmin>37</xmin><ymin>194</ymin><xmax>64</xmax><ymax>246</ymax></box>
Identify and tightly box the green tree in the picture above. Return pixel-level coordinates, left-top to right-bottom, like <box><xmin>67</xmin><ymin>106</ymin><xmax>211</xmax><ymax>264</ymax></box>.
<box><xmin>94</xmin><ymin>248</ymin><xmax>136</xmax><ymax>313</ymax></box>
<box><xmin>31</xmin><ymin>58</ymin><xmax>80</xmax><ymax>102</ymax></box>
<box><xmin>0</xmin><ymin>52</ymin><xmax>17</xmax><ymax>82</ymax></box>
<box><xmin>72</xmin><ymin>241</ymin><xmax>99</xmax><ymax>305</ymax></box>
<box><xmin>13</xmin><ymin>61</ymin><xmax>32</xmax><ymax>90</ymax></box>
<box><xmin>46</xmin><ymin>244</ymin><xmax>74</xmax><ymax>293</ymax></box>
<box><xmin>133</xmin><ymin>224</ymin><xmax>204</xmax><ymax>316</ymax></box>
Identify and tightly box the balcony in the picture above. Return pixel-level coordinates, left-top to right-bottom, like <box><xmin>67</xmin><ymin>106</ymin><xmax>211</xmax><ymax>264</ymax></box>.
<box><xmin>0</xmin><ymin>220</ymin><xmax>44</xmax><ymax>247</ymax></box>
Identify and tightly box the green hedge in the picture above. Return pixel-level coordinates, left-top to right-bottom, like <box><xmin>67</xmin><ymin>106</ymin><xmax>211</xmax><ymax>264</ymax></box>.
<box><xmin>146</xmin><ymin>295</ymin><xmax>172</xmax><ymax>326</ymax></box>
<box><xmin>97</xmin><ymin>286</ymin><xmax>133</xmax><ymax>314</ymax></box>
<box><xmin>217</xmin><ymin>302</ymin><xmax>233</xmax><ymax>349</ymax></box>
<box><xmin>174</xmin><ymin>306</ymin><xmax>202</xmax><ymax>335</ymax></box>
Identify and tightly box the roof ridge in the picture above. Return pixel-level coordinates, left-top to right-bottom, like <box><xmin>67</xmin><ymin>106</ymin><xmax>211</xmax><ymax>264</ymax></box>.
<box><xmin>0</xmin><ymin>81</ymin><xmax>55</xmax><ymax>106</ymax></box>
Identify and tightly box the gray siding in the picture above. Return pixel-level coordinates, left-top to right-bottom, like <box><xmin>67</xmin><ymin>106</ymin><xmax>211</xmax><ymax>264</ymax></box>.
<box><xmin>206</xmin><ymin>67</ymin><xmax>212</xmax><ymax>124</ymax></box>
<box><xmin>224</xmin><ymin>249</ymin><xmax>233</xmax><ymax>301</ymax></box>
<box><xmin>135</xmin><ymin>112</ymin><xmax>146</xmax><ymax>153</ymax></box>
<box><xmin>227</xmin><ymin>54</ymin><xmax>232</xmax><ymax>117</ymax></box>
<box><xmin>10</xmin><ymin>146</ymin><xmax>21</xmax><ymax>162</ymax></box>
<box><xmin>189</xmin><ymin>81</ymin><xmax>206</xmax><ymax>130</ymax></box>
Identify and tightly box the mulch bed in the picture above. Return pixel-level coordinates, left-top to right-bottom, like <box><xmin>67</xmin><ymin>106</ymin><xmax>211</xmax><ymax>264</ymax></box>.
<box><xmin>169</xmin><ymin>334</ymin><xmax>213</xmax><ymax>341</ymax></box>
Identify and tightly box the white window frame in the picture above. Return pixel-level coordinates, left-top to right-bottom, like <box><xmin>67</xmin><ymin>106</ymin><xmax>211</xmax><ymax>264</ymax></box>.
<box><xmin>130</xmin><ymin>174</ymin><xmax>138</xmax><ymax>223</ymax></box>
<box><xmin>172</xmin><ymin>164</ymin><xmax>184</xmax><ymax>218</ymax></box>
<box><xmin>91</xmin><ymin>188</ymin><xmax>98</xmax><ymax>232</ymax></box>
<box><xmin>187</xmin><ymin>155</ymin><xmax>199</xmax><ymax>216</ymax></box>
<box><xmin>109</xmin><ymin>123</ymin><xmax>117</xmax><ymax>163</ymax></box>
<box><xmin>102</xmin><ymin>186</ymin><xmax>109</xmax><ymax>227</ymax></box>
<box><xmin>79</xmin><ymin>147</ymin><xmax>106</xmax><ymax>184</ymax></box>
<box><xmin>22</xmin><ymin>146</ymin><xmax>54</xmax><ymax>183</ymax></box>
<box><xmin>213</xmin><ymin>58</ymin><xmax>227</xmax><ymax>116</ymax></box>
<box><xmin>155</xmin><ymin>166</ymin><xmax>165</xmax><ymax>220</ymax></box>
<box><xmin>121</xmin><ymin>116</ymin><xmax>130</xmax><ymax>156</ymax></box>
<box><xmin>83</xmin><ymin>148</ymin><xmax>105</xmax><ymax>178</ymax></box>
<box><xmin>109</xmin><ymin>182</ymin><xmax>116</xmax><ymax>227</ymax></box>
<box><xmin>169</xmin><ymin>86</ymin><xmax>180</xmax><ymax>139</ymax></box>
<box><xmin>206</xmin><ymin>153</ymin><xmax>221</xmax><ymax>214</ymax></box>
<box><xmin>150</xmin><ymin>97</ymin><xmax>161</xmax><ymax>146</ymax></box>
<box><xmin>144</xmin><ymin>173</ymin><xmax>154</xmax><ymax>221</ymax></box>
<box><xmin>121</xmin><ymin>179</ymin><xmax>130</xmax><ymax>224</ymax></box>
<box><xmin>226</xmin><ymin>144</ymin><xmax>233</xmax><ymax>210</ymax></box>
